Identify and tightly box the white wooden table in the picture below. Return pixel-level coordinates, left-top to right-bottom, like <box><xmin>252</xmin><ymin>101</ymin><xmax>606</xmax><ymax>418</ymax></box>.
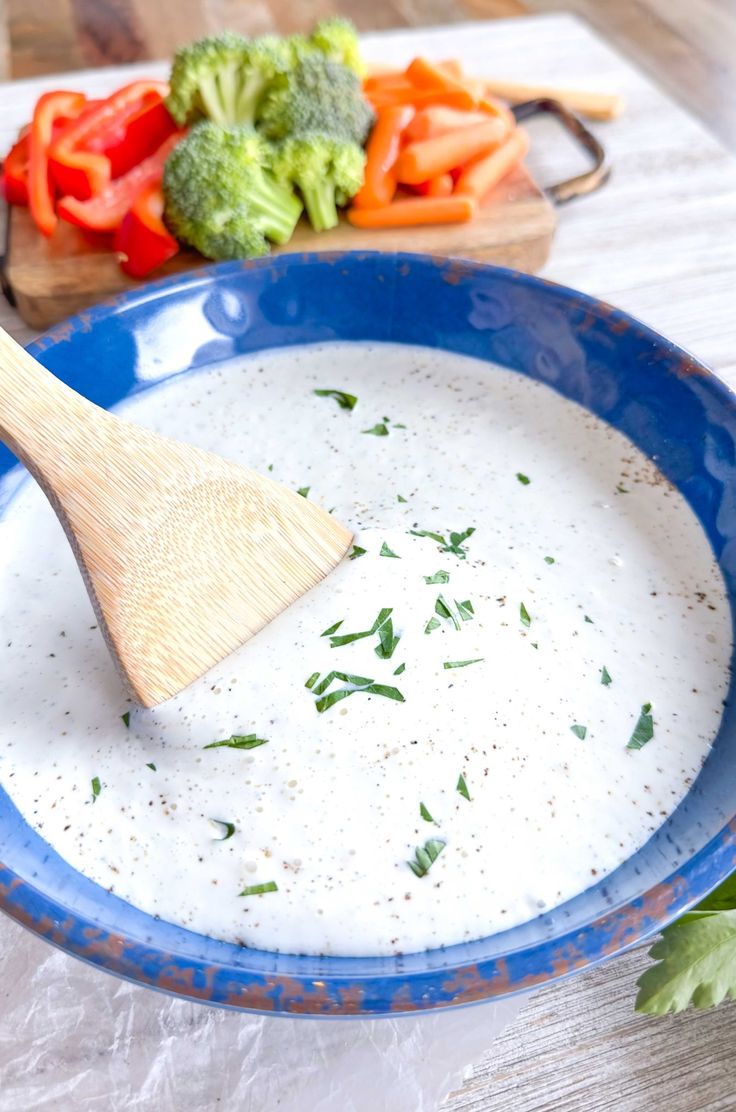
<box><xmin>1</xmin><ymin>14</ymin><xmax>736</xmax><ymax>1111</ymax></box>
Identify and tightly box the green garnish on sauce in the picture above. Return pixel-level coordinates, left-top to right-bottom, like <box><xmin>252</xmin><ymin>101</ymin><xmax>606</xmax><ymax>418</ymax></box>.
<box><xmin>456</xmin><ymin>773</ymin><xmax>471</xmax><ymax>800</ymax></box>
<box><xmin>91</xmin><ymin>777</ymin><xmax>101</xmax><ymax>802</ymax></box>
<box><xmin>307</xmin><ymin>671</ymin><xmax>405</xmax><ymax>713</ymax></box>
<box><xmin>121</xmin><ymin>711</ymin><xmax>130</xmax><ymax>728</ymax></box>
<box><xmin>408</xmin><ymin>838</ymin><xmax>446</xmax><ymax>878</ymax></box>
<box><xmin>296</xmin><ymin>486</ymin><xmax>310</xmax><ymax>498</ymax></box>
<box><xmin>424</xmin><ymin>570</ymin><xmax>450</xmax><ymax>585</ymax></box>
<box><xmin>544</xmin><ymin>556</ymin><xmax>555</xmax><ymax>565</ymax></box>
<box><xmin>397</xmin><ymin>494</ymin><xmax>407</xmax><ymax>503</ymax></box>
<box><xmin>419</xmin><ymin>802</ymin><xmax>434</xmax><ymax>823</ymax></box>
<box><xmin>380</xmin><ymin>542</ymin><xmax>400</xmax><ymax>558</ymax></box>
<box><xmin>627</xmin><ymin>703</ymin><xmax>654</xmax><ymax>750</ymax></box>
<box><xmin>348</xmin><ymin>545</ymin><xmax>366</xmax><ymax>560</ymax></box>
<box><xmin>239</xmin><ymin>881</ymin><xmax>278</xmax><ymax>897</ymax></box>
<box><xmin>321</xmin><ymin>620</ymin><xmax>343</xmax><ymax>637</ymax></box>
<box><xmin>570</xmin><ymin>724</ymin><xmax>587</xmax><ymax>740</ymax></box>
<box><xmin>409</xmin><ymin>527</ymin><xmax>475</xmax><ymax>560</ymax></box>
<box><xmin>314</xmin><ymin>388</ymin><xmax>357</xmax><ymax>411</ymax></box>
<box><xmin>601</xmin><ymin>665</ymin><xmax>613</xmax><ymax>686</ymax></box>
<box><xmin>363</xmin><ymin>422</ymin><xmax>389</xmax><ymax>436</ymax></box>
<box><xmin>204</xmin><ymin>734</ymin><xmax>269</xmax><ymax>750</ymax></box>
<box><xmin>393</xmin><ymin>662</ymin><xmax>406</xmax><ymax>675</ymax></box>
<box><xmin>516</xmin><ymin>473</ymin><xmax>531</xmax><ymax>485</ymax></box>
<box><xmin>444</xmin><ymin>659</ymin><xmax>483</xmax><ymax>670</ymax></box>
<box><xmin>145</xmin><ymin>762</ymin><xmax>157</xmax><ymax>771</ymax></box>
<box><xmin>519</xmin><ymin>602</ymin><xmax>531</xmax><ymax>628</ymax></box>
<box><xmin>211</xmin><ymin>819</ymin><xmax>236</xmax><ymax>841</ymax></box>
<box><xmin>329</xmin><ymin>607</ymin><xmax>393</xmax><ymax>649</ymax></box>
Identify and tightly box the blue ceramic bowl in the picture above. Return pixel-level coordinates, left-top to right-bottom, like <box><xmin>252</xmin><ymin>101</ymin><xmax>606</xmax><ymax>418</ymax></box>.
<box><xmin>1</xmin><ymin>253</ymin><xmax>735</xmax><ymax>1016</ymax></box>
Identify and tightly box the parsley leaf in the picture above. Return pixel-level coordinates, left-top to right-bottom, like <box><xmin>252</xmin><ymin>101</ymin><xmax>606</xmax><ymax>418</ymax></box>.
<box><xmin>444</xmin><ymin>659</ymin><xmax>484</xmax><ymax>669</ymax></box>
<box><xmin>424</xmin><ymin>616</ymin><xmax>441</xmax><ymax>634</ymax></box>
<box><xmin>296</xmin><ymin>486</ymin><xmax>310</xmax><ymax>498</ymax></box>
<box><xmin>519</xmin><ymin>602</ymin><xmax>531</xmax><ymax>628</ymax></box>
<box><xmin>375</xmin><ymin>615</ymin><xmax>401</xmax><ymax>660</ymax></box>
<box><xmin>321</xmin><ymin>620</ymin><xmax>343</xmax><ymax>637</ymax></box>
<box><xmin>397</xmin><ymin>494</ymin><xmax>407</xmax><ymax>503</ymax></box>
<box><xmin>330</xmin><ymin>607</ymin><xmax>393</xmax><ymax>648</ymax></box>
<box><xmin>601</xmin><ymin>665</ymin><xmax>613</xmax><ymax>686</ymax></box>
<box><xmin>424</xmin><ymin>570</ymin><xmax>450</xmax><ymax>585</ymax></box>
<box><xmin>145</xmin><ymin>762</ymin><xmax>157</xmax><ymax>771</ymax></box>
<box><xmin>516</xmin><ymin>473</ymin><xmax>531</xmax><ymax>485</ymax></box>
<box><xmin>348</xmin><ymin>545</ymin><xmax>366</xmax><ymax>560</ymax></box>
<box><xmin>91</xmin><ymin>777</ymin><xmax>101</xmax><ymax>802</ymax></box>
<box><xmin>363</xmin><ymin>422</ymin><xmax>389</xmax><ymax>436</ymax></box>
<box><xmin>204</xmin><ymin>735</ymin><xmax>269</xmax><ymax>750</ymax></box>
<box><xmin>408</xmin><ymin>838</ymin><xmax>446</xmax><ymax>878</ymax></box>
<box><xmin>380</xmin><ymin>542</ymin><xmax>400</xmax><ymax>558</ymax></box>
<box><xmin>240</xmin><ymin>881</ymin><xmax>278</xmax><ymax>897</ymax></box>
<box><xmin>409</xmin><ymin>527</ymin><xmax>475</xmax><ymax>559</ymax></box>
<box><xmin>456</xmin><ymin>774</ymin><xmax>471</xmax><ymax>800</ymax></box>
<box><xmin>419</xmin><ymin>802</ymin><xmax>434</xmax><ymax>823</ymax></box>
<box><xmin>636</xmin><ymin>910</ymin><xmax>736</xmax><ymax>1014</ymax></box>
<box><xmin>456</xmin><ymin>599</ymin><xmax>474</xmax><ymax>621</ymax></box>
<box><xmin>544</xmin><ymin>556</ymin><xmax>555</xmax><ymax>565</ymax></box>
<box><xmin>308</xmin><ymin>671</ymin><xmax>405</xmax><ymax>713</ymax></box>
<box><xmin>121</xmin><ymin>711</ymin><xmax>130</xmax><ymax>728</ymax></box>
<box><xmin>627</xmin><ymin>703</ymin><xmax>654</xmax><ymax>750</ymax></box>
<box><xmin>393</xmin><ymin>662</ymin><xmax>406</xmax><ymax>675</ymax></box>
<box><xmin>210</xmin><ymin>819</ymin><xmax>236</xmax><ymax>841</ymax></box>
<box><xmin>584</xmin><ymin>614</ymin><xmax>594</xmax><ymax>624</ymax></box>
<box><xmin>570</xmin><ymin>724</ymin><xmax>587</xmax><ymax>740</ymax></box>
<box><xmin>314</xmin><ymin>388</ymin><xmax>357</xmax><ymax>411</ymax></box>
<box><xmin>410</xmin><ymin>528</ymin><xmax>446</xmax><ymax>545</ymax></box>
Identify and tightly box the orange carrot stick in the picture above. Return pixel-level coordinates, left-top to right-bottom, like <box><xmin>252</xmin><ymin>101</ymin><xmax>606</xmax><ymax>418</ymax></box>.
<box><xmin>404</xmin><ymin>57</ymin><xmax>477</xmax><ymax>110</ymax></box>
<box><xmin>412</xmin><ymin>173</ymin><xmax>454</xmax><ymax>198</ymax></box>
<box><xmin>366</xmin><ymin>87</ymin><xmax>478</xmax><ymax>111</ymax></box>
<box><xmin>352</xmin><ymin>104</ymin><xmax>415</xmax><ymax>209</ymax></box>
<box><xmin>363</xmin><ymin>72</ymin><xmax>406</xmax><ymax>91</ymax></box>
<box><xmin>404</xmin><ymin>106</ymin><xmax>494</xmax><ymax>143</ymax></box>
<box><xmin>454</xmin><ymin>127</ymin><xmax>530</xmax><ymax>201</ymax></box>
<box><xmin>396</xmin><ymin>120</ymin><xmax>504</xmax><ymax>185</ymax></box>
<box><xmin>438</xmin><ymin>60</ymin><xmax>464</xmax><ymax>79</ymax></box>
<box><xmin>347</xmin><ymin>195</ymin><xmax>476</xmax><ymax>228</ymax></box>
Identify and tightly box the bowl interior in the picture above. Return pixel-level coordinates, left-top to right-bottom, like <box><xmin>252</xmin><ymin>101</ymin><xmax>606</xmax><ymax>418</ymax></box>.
<box><xmin>1</xmin><ymin>252</ymin><xmax>736</xmax><ymax>1015</ymax></box>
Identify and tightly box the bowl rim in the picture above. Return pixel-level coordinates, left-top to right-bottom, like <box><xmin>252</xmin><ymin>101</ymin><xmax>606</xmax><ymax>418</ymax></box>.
<box><xmin>2</xmin><ymin>251</ymin><xmax>735</xmax><ymax>1016</ymax></box>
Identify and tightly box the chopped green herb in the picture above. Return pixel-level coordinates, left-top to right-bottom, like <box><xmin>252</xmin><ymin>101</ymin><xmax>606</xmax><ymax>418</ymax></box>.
<box><xmin>330</xmin><ymin>607</ymin><xmax>393</xmax><ymax>649</ymax></box>
<box><xmin>419</xmin><ymin>802</ymin><xmax>434</xmax><ymax>823</ymax></box>
<box><xmin>375</xmin><ymin>616</ymin><xmax>401</xmax><ymax>660</ymax></box>
<box><xmin>91</xmin><ymin>776</ymin><xmax>101</xmax><ymax>802</ymax></box>
<box><xmin>544</xmin><ymin>556</ymin><xmax>555</xmax><ymax>565</ymax></box>
<box><xmin>296</xmin><ymin>486</ymin><xmax>310</xmax><ymax>498</ymax></box>
<box><xmin>456</xmin><ymin>599</ymin><xmax>474</xmax><ymax>621</ymax></box>
<box><xmin>312</xmin><ymin>670</ymin><xmax>373</xmax><ymax>696</ymax></box>
<box><xmin>267</xmin><ymin>463</ymin><xmax>274</xmax><ymax>472</ymax></box>
<box><xmin>424</xmin><ymin>570</ymin><xmax>450</xmax><ymax>585</ymax></box>
<box><xmin>435</xmin><ymin>593</ymin><xmax>459</xmax><ymax>631</ymax></box>
<box><xmin>380</xmin><ymin>542</ymin><xmax>400</xmax><ymax>558</ymax></box>
<box><xmin>348</xmin><ymin>545</ymin><xmax>366</xmax><ymax>560</ymax></box>
<box><xmin>444</xmin><ymin>658</ymin><xmax>484</xmax><ymax>670</ymax></box>
<box><xmin>584</xmin><ymin>615</ymin><xmax>594</xmax><ymax>624</ymax></box>
<box><xmin>601</xmin><ymin>665</ymin><xmax>613</xmax><ymax>686</ymax></box>
<box><xmin>456</xmin><ymin>773</ymin><xmax>471</xmax><ymax>800</ymax></box>
<box><xmin>408</xmin><ymin>838</ymin><xmax>446</xmax><ymax>878</ymax></box>
<box><xmin>305</xmin><ymin>672</ymin><xmax>320</xmax><ymax>690</ymax></box>
<box><xmin>393</xmin><ymin>423</ymin><xmax>407</xmax><ymax>429</ymax></box>
<box><xmin>627</xmin><ymin>703</ymin><xmax>654</xmax><ymax>750</ymax></box>
<box><xmin>393</xmin><ymin>662</ymin><xmax>406</xmax><ymax>675</ymax></box>
<box><xmin>204</xmin><ymin>734</ymin><xmax>269</xmax><ymax>750</ymax></box>
<box><xmin>570</xmin><ymin>724</ymin><xmax>588</xmax><ymax>740</ymax></box>
<box><xmin>424</xmin><ymin>616</ymin><xmax>441</xmax><ymax>634</ymax></box>
<box><xmin>314</xmin><ymin>388</ymin><xmax>357</xmax><ymax>411</ymax></box>
<box><xmin>308</xmin><ymin>670</ymin><xmax>405</xmax><ymax>713</ymax></box>
<box><xmin>145</xmin><ymin>762</ymin><xmax>157</xmax><ymax>771</ymax></box>
<box><xmin>121</xmin><ymin>711</ymin><xmax>130</xmax><ymax>729</ymax></box>
<box><xmin>210</xmin><ymin>819</ymin><xmax>235</xmax><ymax>841</ymax></box>
<box><xmin>531</xmin><ymin>642</ymin><xmax>539</xmax><ymax>650</ymax></box>
<box><xmin>519</xmin><ymin>602</ymin><xmax>531</xmax><ymax>628</ymax></box>
<box><xmin>321</xmin><ymin>620</ymin><xmax>343</xmax><ymax>638</ymax></box>
<box><xmin>516</xmin><ymin>472</ymin><xmax>531</xmax><ymax>485</ymax></box>
<box><xmin>363</xmin><ymin>422</ymin><xmax>389</xmax><ymax>436</ymax></box>
<box><xmin>397</xmin><ymin>494</ymin><xmax>407</xmax><ymax>503</ymax></box>
<box><xmin>239</xmin><ymin>881</ymin><xmax>278</xmax><ymax>897</ymax></box>
<box><xmin>409</xmin><ymin>526</ymin><xmax>475</xmax><ymax>559</ymax></box>
<box><xmin>616</xmin><ymin>483</ymin><xmax>629</xmax><ymax>494</ymax></box>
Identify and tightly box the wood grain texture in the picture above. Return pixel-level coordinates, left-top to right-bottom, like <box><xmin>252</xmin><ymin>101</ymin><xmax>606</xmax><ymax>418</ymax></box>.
<box><xmin>4</xmin><ymin>164</ymin><xmax>554</xmax><ymax>329</ymax></box>
<box><xmin>1</xmin><ymin>12</ymin><xmax>736</xmax><ymax>1112</ymax></box>
<box><xmin>0</xmin><ymin>326</ymin><xmax>352</xmax><ymax>705</ymax></box>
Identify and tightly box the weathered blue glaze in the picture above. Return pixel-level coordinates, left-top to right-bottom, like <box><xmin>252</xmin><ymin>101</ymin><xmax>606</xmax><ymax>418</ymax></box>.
<box><xmin>2</xmin><ymin>253</ymin><xmax>736</xmax><ymax>1015</ymax></box>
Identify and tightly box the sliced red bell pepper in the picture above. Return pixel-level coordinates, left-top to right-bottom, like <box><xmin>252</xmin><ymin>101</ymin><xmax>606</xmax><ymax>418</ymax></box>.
<box><xmin>114</xmin><ymin>182</ymin><xmax>179</xmax><ymax>279</ymax></box>
<box><xmin>94</xmin><ymin>94</ymin><xmax>177</xmax><ymax>178</ymax></box>
<box><xmin>57</xmin><ymin>131</ymin><xmax>183</xmax><ymax>233</ymax></box>
<box><xmin>29</xmin><ymin>90</ymin><xmax>86</xmax><ymax>236</ymax></box>
<box><xmin>2</xmin><ymin>130</ymin><xmax>30</xmax><ymax>205</ymax></box>
<box><xmin>48</xmin><ymin>80</ymin><xmax>169</xmax><ymax>201</ymax></box>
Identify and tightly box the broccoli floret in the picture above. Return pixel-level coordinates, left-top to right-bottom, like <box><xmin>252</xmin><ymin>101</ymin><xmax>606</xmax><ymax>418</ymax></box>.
<box><xmin>167</xmin><ymin>33</ymin><xmax>290</xmax><ymax>128</ymax></box>
<box><xmin>163</xmin><ymin>122</ymin><xmax>303</xmax><ymax>260</ymax></box>
<box><xmin>309</xmin><ymin>17</ymin><xmax>364</xmax><ymax>76</ymax></box>
<box><xmin>273</xmin><ymin>134</ymin><xmax>366</xmax><ymax>232</ymax></box>
<box><xmin>257</xmin><ymin>54</ymin><xmax>374</xmax><ymax>146</ymax></box>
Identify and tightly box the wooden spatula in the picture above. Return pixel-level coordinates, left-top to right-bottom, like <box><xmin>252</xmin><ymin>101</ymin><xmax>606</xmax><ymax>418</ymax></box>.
<box><xmin>0</xmin><ymin>327</ymin><xmax>353</xmax><ymax>707</ymax></box>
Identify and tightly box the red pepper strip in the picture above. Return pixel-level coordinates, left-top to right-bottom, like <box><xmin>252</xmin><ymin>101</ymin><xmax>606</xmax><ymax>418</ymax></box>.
<box><xmin>49</xmin><ymin>80</ymin><xmax>169</xmax><ymax>201</ymax></box>
<box><xmin>96</xmin><ymin>94</ymin><xmax>177</xmax><ymax>178</ymax></box>
<box><xmin>2</xmin><ymin>131</ymin><xmax>31</xmax><ymax>205</ymax></box>
<box><xmin>57</xmin><ymin>131</ymin><xmax>183</xmax><ymax>233</ymax></box>
<box><xmin>29</xmin><ymin>90</ymin><xmax>87</xmax><ymax>236</ymax></box>
<box><xmin>114</xmin><ymin>182</ymin><xmax>179</xmax><ymax>279</ymax></box>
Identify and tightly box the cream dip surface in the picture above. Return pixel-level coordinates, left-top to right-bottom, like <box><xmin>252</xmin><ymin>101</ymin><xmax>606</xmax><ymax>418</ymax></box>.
<box><xmin>0</xmin><ymin>341</ymin><xmax>731</xmax><ymax>957</ymax></box>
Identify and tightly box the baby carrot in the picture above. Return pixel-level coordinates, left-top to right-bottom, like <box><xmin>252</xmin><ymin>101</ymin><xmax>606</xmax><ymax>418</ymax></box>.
<box><xmin>347</xmin><ymin>195</ymin><xmax>476</xmax><ymax>228</ymax></box>
<box><xmin>437</xmin><ymin>60</ymin><xmax>464</xmax><ymax>79</ymax></box>
<box><xmin>396</xmin><ymin>120</ymin><xmax>504</xmax><ymax>185</ymax></box>
<box><xmin>411</xmin><ymin>174</ymin><xmax>454</xmax><ymax>198</ymax></box>
<box><xmin>352</xmin><ymin>104</ymin><xmax>415</xmax><ymax>209</ymax></box>
<box><xmin>404</xmin><ymin>106</ymin><xmax>493</xmax><ymax>143</ymax></box>
<box><xmin>454</xmin><ymin>127</ymin><xmax>530</xmax><ymax>201</ymax></box>
<box><xmin>404</xmin><ymin>57</ymin><xmax>477</xmax><ymax>110</ymax></box>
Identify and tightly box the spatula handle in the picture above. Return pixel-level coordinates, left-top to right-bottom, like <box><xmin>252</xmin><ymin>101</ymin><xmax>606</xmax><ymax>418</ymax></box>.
<box><xmin>0</xmin><ymin>325</ymin><xmax>102</xmax><ymax>488</ymax></box>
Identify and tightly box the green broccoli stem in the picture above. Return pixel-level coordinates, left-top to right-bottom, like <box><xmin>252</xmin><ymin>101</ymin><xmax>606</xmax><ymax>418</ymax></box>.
<box><xmin>235</xmin><ymin>72</ymin><xmax>270</xmax><ymax>127</ymax></box>
<box><xmin>300</xmin><ymin>179</ymin><xmax>339</xmax><ymax>233</ymax></box>
<box><xmin>250</xmin><ymin>172</ymin><xmax>303</xmax><ymax>245</ymax></box>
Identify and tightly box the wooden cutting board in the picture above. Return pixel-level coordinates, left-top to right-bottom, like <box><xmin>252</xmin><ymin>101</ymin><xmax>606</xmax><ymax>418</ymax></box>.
<box><xmin>2</xmin><ymin>164</ymin><xmax>555</xmax><ymax>330</ymax></box>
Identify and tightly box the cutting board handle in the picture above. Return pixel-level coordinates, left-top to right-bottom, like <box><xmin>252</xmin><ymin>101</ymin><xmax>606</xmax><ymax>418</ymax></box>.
<box><xmin>512</xmin><ymin>98</ymin><xmax>610</xmax><ymax>203</ymax></box>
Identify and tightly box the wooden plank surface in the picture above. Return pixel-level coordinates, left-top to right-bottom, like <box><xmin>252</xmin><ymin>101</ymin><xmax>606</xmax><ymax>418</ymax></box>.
<box><xmin>1</xmin><ymin>11</ymin><xmax>736</xmax><ymax>1112</ymax></box>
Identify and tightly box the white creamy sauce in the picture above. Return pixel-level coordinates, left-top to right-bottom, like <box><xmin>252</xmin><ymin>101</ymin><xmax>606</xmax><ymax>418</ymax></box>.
<box><xmin>0</xmin><ymin>342</ymin><xmax>731</xmax><ymax>957</ymax></box>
